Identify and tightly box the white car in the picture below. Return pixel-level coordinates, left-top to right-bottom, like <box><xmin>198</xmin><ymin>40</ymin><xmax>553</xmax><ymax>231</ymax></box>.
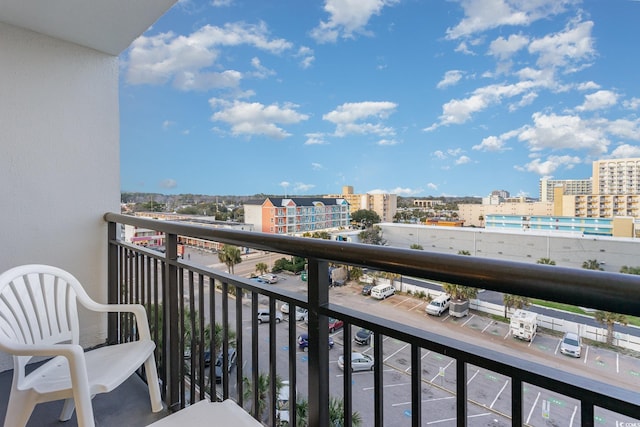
<box><xmin>338</xmin><ymin>352</ymin><xmax>374</xmax><ymax>372</ymax></box>
<box><xmin>280</xmin><ymin>303</ymin><xmax>308</xmax><ymax>321</ymax></box>
<box><xmin>260</xmin><ymin>274</ymin><xmax>278</xmax><ymax>284</ymax></box>
<box><xmin>560</xmin><ymin>332</ymin><xmax>582</xmax><ymax>358</ymax></box>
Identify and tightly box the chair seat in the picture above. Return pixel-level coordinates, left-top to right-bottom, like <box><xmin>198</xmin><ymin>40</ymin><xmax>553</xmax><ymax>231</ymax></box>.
<box><xmin>24</xmin><ymin>341</ymin><xmax>156</xmax><ymax>396</ymax></box>
<box><xmin>146</xmin><ymin>399</ymin><xmax>261</xmax><ymax>427</ymax></box>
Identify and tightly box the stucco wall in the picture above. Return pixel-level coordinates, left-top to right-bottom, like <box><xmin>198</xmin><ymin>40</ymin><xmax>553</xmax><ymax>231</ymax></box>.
<box><xmin>0</xmin><ymin>23</ymin><xmax>120</xmax><ymax>371</ymax></box>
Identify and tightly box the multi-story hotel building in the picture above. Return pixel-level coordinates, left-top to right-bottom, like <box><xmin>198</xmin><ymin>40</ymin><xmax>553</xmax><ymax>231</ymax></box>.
<box><xmin>244</xmin><ymin>197</ymin><xmax>350</xmax><ymax>235</ymax></box>
<box><xmin>539</xmin><ymin>178</ymin><xmax>592</xmax><ymax>202</ymax></box>
<box><xmin>592</xmin><ymin>158</ymin><xmax>640</xmax><ymax>195</ymax></box>
<box><xmin>327</xmin><ymin>186</ymin><xmax>397</xmax><ymax>222</ymax></box>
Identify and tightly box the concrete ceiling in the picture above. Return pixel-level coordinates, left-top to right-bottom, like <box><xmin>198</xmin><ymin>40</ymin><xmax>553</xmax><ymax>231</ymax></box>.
<box><xmin>0</xmin><ymin>0</ymin><xmax>176</xmax><ymax>55</ymax></box>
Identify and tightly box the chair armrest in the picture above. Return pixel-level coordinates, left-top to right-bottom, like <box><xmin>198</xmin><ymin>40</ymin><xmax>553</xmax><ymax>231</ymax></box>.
<box><xmin>79</xmin><ymin>301</ymin><xmax>153</xmax><ymax>341</ymax></box>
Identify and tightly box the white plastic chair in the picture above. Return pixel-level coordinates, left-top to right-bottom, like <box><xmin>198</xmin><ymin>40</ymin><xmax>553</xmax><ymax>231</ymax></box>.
<box><xmin>0</xmin><ymin>264</ymin><xmax>163</xmax><ymax>427</ymax></box>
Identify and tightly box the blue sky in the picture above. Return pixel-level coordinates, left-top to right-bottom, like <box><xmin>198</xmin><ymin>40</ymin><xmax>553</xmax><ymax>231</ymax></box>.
<box><xmin>119</xmin><ymin>0</ymin><xmax>640</xmax><ymax>199</ymax></box>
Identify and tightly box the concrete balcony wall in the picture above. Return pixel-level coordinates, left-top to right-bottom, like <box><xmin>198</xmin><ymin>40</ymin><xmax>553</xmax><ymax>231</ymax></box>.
<box><xmin>0</xmin><ymin>22</ymin><xmax>119</xmax><ymax>371</ymax></box>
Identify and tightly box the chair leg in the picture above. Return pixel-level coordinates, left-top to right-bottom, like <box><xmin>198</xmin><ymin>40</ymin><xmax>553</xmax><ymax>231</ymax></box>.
<box><xmin>144</xmin><ymin>355</ymin><xmax>163</xmax><ymax>412</ymax></box>
<box><xmin>59</xmin><ymin>398</ymin><xmax>75</xmax><ymax>421</ymax></box>
<box><xmin>4</xmin><ymin>390</ymin><xmax>37</xmax><ymax>427</ymax></box>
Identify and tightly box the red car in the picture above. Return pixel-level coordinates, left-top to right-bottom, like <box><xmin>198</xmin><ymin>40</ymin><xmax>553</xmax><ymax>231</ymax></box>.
<box><xmin>328</xmin><ymin>317</ymin><xmax>344</xmax><ymax>333</ymax></box>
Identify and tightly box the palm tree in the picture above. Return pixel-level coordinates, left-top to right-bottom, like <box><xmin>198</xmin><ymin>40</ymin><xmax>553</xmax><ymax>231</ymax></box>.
<box><xmin>595</xmin><ymin>311</ymin><xmax>628</xmax><ymax>346</ymax></box>
<box><xmin>255</xmin><ymin>262</ymin><xmax>269</xmax><ymax>275</ymax></box>
<box><xmin>536</xmin><ymin>257</ymin><xmax>556</xmax><ymax>265</ymax></box>
<box><xmin>442</xmin><ymin>283</ymin><xmax>478</xmax><ymax>301</ymax></box>
<box><xmin>502</xmin><ymin>294</ymin><xmax>531</xmax><ymax>318</ymax></box>
<box><xmin>582</xmin><ymin>259</ymin><xmax>603</xmax><ymax>271</ymax></box>
<box><xmin>410</xmin><ymin>243</ymin><xmax>423</xmax><ymax>250</ymax></box>
<box><xmin>458</xmin><ymin>250</ymin><xmax>471</xmax><ymax>256</ymax></box>
<box><xmin>218</xmin><ymin>244</ymin><xmax>242</xmax><ymax>274</ymax></box>
<box><xmin>295</xmin><ymin>396</ymin><xmax>362</xmax><ymax>426</ymax></box>
<box><xmin>478</xmin><ymin>214</ymin><xmax>484</xmax><ymax>227</ymax></box>
<box><xmin>243</xmin><ymin>372</ymin><xmax>283</xmax><ymax>422</ymax></box>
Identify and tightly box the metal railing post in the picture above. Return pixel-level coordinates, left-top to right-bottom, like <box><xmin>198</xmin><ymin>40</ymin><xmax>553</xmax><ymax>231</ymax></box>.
<box><xmin>107</xmin><ymin>221</ymin><xmax>118</xmax><ymax>345</ymax></box>
<box><xmin>165</xmin><ymin>232</ymin><xmax>180</xmax><ymax>410</ymax></box>
<box><xmin>307</xmin><ymin>258</ymin><xmax>330</xmax><ymax>427</ymax></box>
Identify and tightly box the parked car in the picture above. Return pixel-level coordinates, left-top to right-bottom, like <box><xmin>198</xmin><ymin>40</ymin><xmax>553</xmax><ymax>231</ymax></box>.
<box><xmin>328</xmin><ymin>317</ymin><xmax>344</xmax><ymax>333</ymax></box>
<box><xmin>338</xmin><ymin>352</ymin><xmax>375</xmax><ymax>372</ymax></box>
<box><xmin>354</xmin><ymin>328</ymin><xmax>373</xmax><ymax>345</ymax></box>
<box><xmin>257</xmin><ymin>308</ymin><xmax>283</xmax><ymax>324</ymax></box>
<box><xmin>297</xmin><ymin>333</ymin><xmax>334</xmax><ymax>352</ymax></box>
<box><xmin>361</xmin><ymin>284</ymin><xmax>373</xmax><ymax>295</ymax></box>
<box><xmin>280</xmin><ymin>302</ymin><xmax>290</xmax><ymax>314</ymax></box>
<box><xmin>280</xmin><ymin>303</ymin><xmax>308</xmax><ymax>321</ymax></box>
<box><xmin>214</xmin><ymin>348</ymin><xmax>237</xmax><ymax>383</ymax></box>
<box><xmin>260</xmin><ymin>274</ymin><xmax>278</xmax><ymax>284</ymax></box>
<box><xmin>560</xmin><ymin>332</ymin><xmax>582</xmax><ymax>358</ymax></box>
<box><xmin>425</xmin><ymin>294</ymin><xmax>451</xmax><ymax>316</ymax></box>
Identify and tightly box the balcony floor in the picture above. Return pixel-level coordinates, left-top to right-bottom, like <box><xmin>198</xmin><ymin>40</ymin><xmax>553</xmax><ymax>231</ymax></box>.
<box><xmin>0</xmin><ymin>368</ymin><xmax>170</xmax><ymax>427</ymax></box>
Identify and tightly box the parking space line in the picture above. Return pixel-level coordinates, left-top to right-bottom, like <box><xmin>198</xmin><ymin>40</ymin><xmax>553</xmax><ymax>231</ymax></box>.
<box><xmin>384</xmin><ymin>343</ymin><xmax>409</xmax><ymax>363</ymax></box>
<box><xmin>583</xmin><ymin>346</ymin><xmax>589</xmax><ymax>364</ymax></box>
<box><xmin>461</xmin><ymin>314</ymin><xmax>475</xmax><ymax>327</ymax></box>
<box><xmin>391</xmin><ymin>396</ymin><xmax>454</xmax><ymax>407</ymax></box>
<box><xmin>481</xmin><ymin>322</ymin><xmax>492</xmax><ymax>334</ymax></box>
<box><xmin>392</xmin><ymin>296</ymin><xmax>413</xmax><ymax>307</ymax></box>
<box><xmin>490</xmin><ymin>379</ymin><xmax>509</xmax><ymax>409</ymax></box>
<box><xmin>526</xmin><ymin>392</ymin><xmax>541</xmax><ymax>425</ymax></box>
<box><xmin>363</xmin><ymin>382</ymin><xmax>409</xmax><ymax>391</ymax></box>
<box><xmin>441</xmin><ymin>314</ymin><xmax>451</xmax><ymax>322</ymax></box>
<box><xmin>617</xmin><ymin>353</ymin><xmax>619</xmax><ymax>373</ymax></box>
<box><xmin>503</xmin><ymin>330</ymin><xmax>511</xmax><ymax>340</ymax></box>
<box><xmin>570</xmin><ymin>404</ymin><xmax>578</xmax><ymax>426</ymax></box>
<box><xmin>467</xmin><ymin>369</ymin><xmax>480</xmax><ymax>385</ymax></box>
<box><xmin>409</xmin><ymin>301</ymin><xmax>424</xmax><ymax>312</ymax></box>
<box><xmin>554</xmin><ymin>339</ymin><xmax>561</xmax><ymax>355</ymax></box>
<box><xmin>430</xmin><ymin>359</ymin><xmax>454</xmax><ymax>383</ymax></box>
<box><xmin>425</xmin><ymin>412</ymin><xmax>491</xmax><ymax>425</ymax></box>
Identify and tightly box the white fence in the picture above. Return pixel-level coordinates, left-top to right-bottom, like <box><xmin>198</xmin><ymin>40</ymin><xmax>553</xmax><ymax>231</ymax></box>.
<box><xmin>387</xmin><ymin>279</ymin><xmax>640</xmax><ymax>353</ymax></box>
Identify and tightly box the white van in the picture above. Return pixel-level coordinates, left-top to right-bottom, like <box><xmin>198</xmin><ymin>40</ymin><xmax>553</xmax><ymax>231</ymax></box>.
<box><xmin>425</xmin><ymin>294</ymin><xmax>451</xmax><ymax>316</ymax></box>
<box><xmin>510</xmin><ymin>309</ymin><xmax>537</xmax><ymax>341</ymax></box>
<box><xmin>370</xmin><ymin>284</ymin><xmax>395</xmax><ymax>300</ymax></box>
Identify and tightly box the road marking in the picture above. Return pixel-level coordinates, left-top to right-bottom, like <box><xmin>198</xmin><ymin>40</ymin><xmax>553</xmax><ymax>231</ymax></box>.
<box><xmin>393</xmin><ymin>296</ymin><xmax>413</xmax><ymax>307</ymax></box>
<box><xmin>481</xmin><ymin>322</ymin><xmax>492</xmax><ymax>333</ymax></box>
<box><xmin>490</xmin><ymin>379</ymin><xmax>509</xmax><ymax>409</ymax></box>
<box><xmin>570</xmin><ymin>404</ymin><xmax>578</xmax><ymax>426</ymax></box>
<box><xmin>391</xmin><ymin>396</ymin><xmax>454</xmax><ymax>407</ymax></box>
<box><xmin>526</xmin><ymin>391</ymin><xmax>541</xmax><ymax>425</ymax></box>
<box><xmin>425</xmin><ymin>412</ymin><xmax>491</xmax><ymax>425</ymax></box>
<box><xmin>584</xmin><ymin>346</ymin><xmax>589</xmax><ymax>364</ymax></box>
<box><xmin>554</xmin><ymin>339</ymin><xmax>561</xmax><ymax>355</ymax></box>
<box><xmin>461</xmin><ymin>314</ymin><xmax>475</xmax><ymax>327</ymax></box>
<box><xmin>364</xmin><ymin>382</ymin><xmax>409</xmax><ymax>391</ymax></box>
<box><xmin>467</xmin><ymin>369</ymin><xmax>480</xmax><ymax>385</ymax></box>
<box><xmin>409</xmin><ymin>301</ymin><xmax>424</xmax><ymax>312</ymax></box>
<box><xmin>430</xmin><ymin>359</ymin><xmax>454</xmax><ymax>383</ymax></box>
<box><xmin>617</xmin><ymin>353</ymin><xmax>619</xmax><ymax>373</ymax></box>
<box><xmin>503</xmin><ymin>330</ymin><xmax>511</xmax><ymax>340</ymax></box>
<box><xmin>441</xmin><ymin>314</ymin><xmax>451</xmax><ymax>322</ymax></box>
<box><xmin>384</xmin><ymin>343</ymin><xmax>409</xmax><ymax>363</ymax></box>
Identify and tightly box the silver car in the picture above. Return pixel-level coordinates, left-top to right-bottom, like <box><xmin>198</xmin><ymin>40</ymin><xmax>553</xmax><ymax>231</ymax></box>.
<box><xmin>560</xmin><ymin>332</ymin><xmax>582</xmax><ymax>358</ymax></box>
<box><xmin>338</xmin><ymin>352</ymin><xmax>374</xmax><ymax>372</ymax></box>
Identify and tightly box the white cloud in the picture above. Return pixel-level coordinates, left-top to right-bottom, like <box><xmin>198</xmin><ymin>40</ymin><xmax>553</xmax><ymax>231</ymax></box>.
<box><xmin>311</xmin><ymin>163</ymin><xmax>323</xmax><ymax>170</ymax></box>
<box><xmin>427</xmin><ymin>183</ymin><xmax>438</xmax><ymax>190</ymax></box>
<box><xmin>160</xmin><ymin>179</ymin><xmax>177</xmax><ymax>189</ymax></box>
<box><xmin>446</xmin><ymin>0</ymin><xmax>576</xmax><ymax>40</ymax></box>
<box><xmin>576</xmin><ymin>81</ymin><xmax>600</xmax><ymax>91</ymax></box>
<box><xmin>609</xmin><ymin>144</ymin><xmax>640</xmax><ymax>159</ymax></box>
<box><xmin>437</xmin><ymin>70</ymin><xmax>463</xmax><ymax>89</ymax></box>
<box><xmin>575</xmin><ymin>90</ymin><xmax>618</xmax><ymax>112</ymax></box>
<box><xmin>601</xmin><ymin>118</ymin><xmax>640</xmax><ymax>141</ymax></box>
<box><xmin>296</xmin><ymin>46</ymin><xmax>315</xmax><ymax>69</ymax></box>
<box><xmin>249</xmin><ymin>57</ymin><xmax>276</xmax><ymax>79</ymax></box>
<box><xmin>323</xmin><ymin>101</ymin><xmax>397</xmax><ymax>137</ymax></box>
<box><xmin>455</xmin><ymin>155</ymin><xmax>471</xmax><ymax>165</ymax></box>
<box><xmin>294</xmin><ymin>182</ymin><xmax>315</xmax><ymax>192</ymax></box>
<box><xmin>473</xmin><ymin>135</ymin><xmax>507</xmax><ymax>151</ymax></box>
<box><xmin>210</xmin><ymin>99</ymin><xmax>309</xmax><ymax>139</ymax></box>
<box><xmin>518</xmin><ymin>112</ymin><xmax>609</xmax><ymax>154</ymax></box>
<box><xmin>433</xmin><ymin>150</ymin><xmax>447</xmax><ymax>160</ymax></box>
<box><xmin>162</xmin><ymin>120</ymin><xmax>175</xmax><ymax>130</ymax></box>
<box><xmin>488</xmin><ymin>33</ymin><xmax>529</xmax><ymax>60</ymax></box>
<box><xmin>126</xmin><ymin>22</ymin><xmax>292</xmax><ymax>90</ymax></box>
<box><xmin>522</xmin><ymin>155</ymin><xmax>583</xmax><ymax>175</ymax></box>
<box><xmin>528</xmin><ymin>19</ymin><xmax>595</xmax><ymax>70</ymax></box>
<box><xmin>310</xmin><ymin>0</ymin><xmax>399</xmax><ymax>43</ymax></box>
<box><xmin>623</xmin><ymin>97</ymin><xmax>640</xmax><ymax>110</ymax></box>
<box><xmin>304</xmin><ymin>133</ymin><xmax>328</xmax><ymax>145</ymax></box>
<box><xmin>377</xmin><ymin>139</ymin><xmax>399</xmax><ymax>145</ymax></box>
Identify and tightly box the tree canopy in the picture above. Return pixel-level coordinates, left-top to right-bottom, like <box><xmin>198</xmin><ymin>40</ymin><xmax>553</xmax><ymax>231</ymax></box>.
<box><xmin>351</xmin><ymin>209</ymin><xmax>381</xmax><ymax>227</ymax></box>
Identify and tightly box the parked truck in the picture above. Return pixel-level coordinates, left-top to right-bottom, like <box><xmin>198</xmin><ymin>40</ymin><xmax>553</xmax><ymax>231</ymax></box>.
<box><xmin>510</xmin><ymin>309</ymin><xmax>538</xmax><ymax>342</ymax></box>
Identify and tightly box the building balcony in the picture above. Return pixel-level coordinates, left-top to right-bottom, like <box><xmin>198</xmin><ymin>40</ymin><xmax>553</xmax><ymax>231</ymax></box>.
<box><xmin>4</xmin><ymin>212</ymin><xmax>640</xmax><ymax>426</ymax></box>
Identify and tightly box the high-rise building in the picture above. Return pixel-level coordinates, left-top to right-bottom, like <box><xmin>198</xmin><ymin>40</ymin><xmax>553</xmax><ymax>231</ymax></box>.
<box><xmin>327</xmin><ymin>186</ymin><xmax>397</xmax><ymax>223</ymax></box>
<box><xmin>592</xmin><ymin>158</ymin><xmax>640</xmax><ymax>195</ymax></box>
<box><xmin>539</xmin><ymin>179</ymin><xmax>592</xmax><ymax>202</ymax></box>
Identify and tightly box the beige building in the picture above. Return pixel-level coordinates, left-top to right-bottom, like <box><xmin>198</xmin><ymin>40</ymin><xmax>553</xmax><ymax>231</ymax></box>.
<box><xmin>593</xmin><ymin>158</ymin><xmax>640</xmax><ymax>195</ymax></box>
<box><xmin>327</xmin><ymin>186</ymin><xmax>397</xmax><ymax>223</ymax></box>
<box><xmin>458</xmin><ymin>201</ymin><xmax>554</xmax><ymax>227</ymax></box>
<box><xmin>539</xmin><ymin>179</ymin><xmax>592</xmax><ymax>202</ymax></box>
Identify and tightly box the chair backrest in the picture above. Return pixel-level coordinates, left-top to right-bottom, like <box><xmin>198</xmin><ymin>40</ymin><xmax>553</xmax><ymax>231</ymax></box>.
<box><xmin>0</xmin><ymin>265</ymin><xmax>82</xmax><ymax>375</ymax></box>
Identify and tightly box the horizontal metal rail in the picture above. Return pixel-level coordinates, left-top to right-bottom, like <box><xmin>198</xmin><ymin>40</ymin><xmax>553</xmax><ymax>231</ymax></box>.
<box><xmin>105</xmin><ymin>212</ymin><xmax>640</xmax><ymax>426</ymax></box>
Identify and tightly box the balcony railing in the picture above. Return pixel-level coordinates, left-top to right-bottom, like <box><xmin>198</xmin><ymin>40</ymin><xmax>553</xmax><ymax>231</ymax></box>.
<box><xmin>104</xmin><ymin>212</ymin><xmax>640</xmax><ymax>426</ymax></box>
